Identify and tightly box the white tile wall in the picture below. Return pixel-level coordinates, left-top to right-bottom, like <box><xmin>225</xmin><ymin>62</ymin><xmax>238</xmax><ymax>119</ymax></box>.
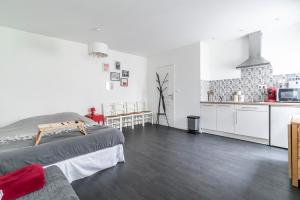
<box><xmin>201</xmin><ymin>64</ymin><xmax>300</xmax><ymax>101</ymax></box>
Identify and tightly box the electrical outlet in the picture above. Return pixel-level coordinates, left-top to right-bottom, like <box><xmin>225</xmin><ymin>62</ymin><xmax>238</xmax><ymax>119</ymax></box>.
<box><xmin>258</xmin><ymin>84</ymin><xmax>267</xmax><ymax>89</ymax></box>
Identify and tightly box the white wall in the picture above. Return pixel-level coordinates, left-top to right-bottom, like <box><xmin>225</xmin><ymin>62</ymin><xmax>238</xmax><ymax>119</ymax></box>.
<box><xmin>200</xmin><ymin>37</ymin><xmax>248</xmax><ymax>80</ymax></box>
<box><xmin>262</xmin><ymin>24</ymin><xmax>300</xmax><ymax>75</ymax></box>
<box><xmin>0</xmin><ymin>26</ymin><xmax>147</xmax><ymax>126</ymax></box>
<box><xmin>200</xmin><ymin>23</ymin><xmax>300</xmax><ymax>80</ymax></box>
<box><xmin>148</xmin><ymin>43</ymin><xmax>201</xmax><ymax>130</ymax></box>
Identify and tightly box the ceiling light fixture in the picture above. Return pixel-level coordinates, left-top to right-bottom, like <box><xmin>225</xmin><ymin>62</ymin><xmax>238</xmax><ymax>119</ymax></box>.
<box><xmin>88</xmin><ymin>42</ymin><xmax>108</xmax><ymax>58</ymax></box>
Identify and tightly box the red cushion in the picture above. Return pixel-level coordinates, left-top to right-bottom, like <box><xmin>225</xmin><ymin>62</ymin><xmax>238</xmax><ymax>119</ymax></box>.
<box><xmin>0</xmin><ymin>164</ymin><xmax>46</xmax><ymax>200</ymax></box>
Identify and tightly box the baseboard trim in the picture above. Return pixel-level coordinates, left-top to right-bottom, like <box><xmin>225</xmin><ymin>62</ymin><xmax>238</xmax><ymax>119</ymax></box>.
<box><xmin>152</xmin><ymin>124</ymin><xmax>269</xmax><ymax>145</ymax></box>
<box><xmin>201</xmin><ymin>129</ymin><xmax>269</xmax><ymax>145</ymax></box>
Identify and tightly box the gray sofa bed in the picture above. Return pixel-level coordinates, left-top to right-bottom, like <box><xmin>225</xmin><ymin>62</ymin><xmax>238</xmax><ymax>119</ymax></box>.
<box><xmin>17</xmin><ymin>166</ymin><xmax>79</xmax><ymax>200</ymax></box>
<box><xmin>0</xmin><ymin>112</ymin><xmax>125</xmax><ymax>199</ymax></box>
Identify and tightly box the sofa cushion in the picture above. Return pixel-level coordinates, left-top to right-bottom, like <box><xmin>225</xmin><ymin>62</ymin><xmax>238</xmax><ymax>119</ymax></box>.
<box><xmin>17</xmin><ymin>166</ymin><xmax>79</xmax><ymax>200</ymax></box>
<box><xmin>0</xmin><ymin>164</ymin><xmax>45</xmax><ymax>200</ymax></box>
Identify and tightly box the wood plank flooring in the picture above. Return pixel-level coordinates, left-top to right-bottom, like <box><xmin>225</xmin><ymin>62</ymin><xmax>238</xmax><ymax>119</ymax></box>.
<box><xmin>72</xmin><ymin>124</ymin><xmax>300</xmax><ymax>200</ymax></box>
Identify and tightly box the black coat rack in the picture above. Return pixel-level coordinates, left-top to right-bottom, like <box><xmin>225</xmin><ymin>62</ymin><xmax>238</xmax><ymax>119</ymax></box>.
<box><xmin>156</xmin><ymin>72</ymin><xmax>169</xmax><ymax>127</ymax></box>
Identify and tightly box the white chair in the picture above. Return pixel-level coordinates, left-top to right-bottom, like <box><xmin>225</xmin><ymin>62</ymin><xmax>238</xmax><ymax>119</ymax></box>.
<box><xmin>126</xmin><ymin>102</ymin><xmax>144</xmax><ymax>128</ymax></box>
<box><xmin>115</xmin><ymin>102</ymin><xmax>134</xmax><ymax>129</ymax></box>
<box><xmin>101</xmin><ymin>103</ymin><xmax>122</xmax><ymax>130</ymax></box>
<box><xmin>136</xmin><ymin>101</ymin><xmax>153</xmax><ymax>126</ymax></box>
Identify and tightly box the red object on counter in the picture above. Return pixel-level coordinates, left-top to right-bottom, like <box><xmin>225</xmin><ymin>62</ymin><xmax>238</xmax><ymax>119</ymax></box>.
<box><xmin>0</xmin><ymin>164</ymin><xmax>46</xmax><ymax>200</ymax></box>
<box><xmin>267</xmin><ymin>87</ymin><xmax>277</xmax><ymax>102</ymax></box>
<box><xmin>85</xmin><ymin>114</ymin><xmax>104</xmax><ymax>124</ymax></box>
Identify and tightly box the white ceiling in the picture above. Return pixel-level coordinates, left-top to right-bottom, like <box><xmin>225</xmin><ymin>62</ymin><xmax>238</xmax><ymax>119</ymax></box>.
<box><xmin>0</xmin><ymin>0</ymin><xmax>299</xmax><ymax>56</ymax></box>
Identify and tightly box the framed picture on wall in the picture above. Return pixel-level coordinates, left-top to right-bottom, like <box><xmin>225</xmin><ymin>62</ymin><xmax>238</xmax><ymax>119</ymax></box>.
<box><xmin>115</xmin><ymin>61</ymin><xmax>121</xmax><ymax>70</ymax></box>
<box><xmin>110</xmin><ymin>72</ymin><xmax>120</xmax><ymax>81</ymax></box>
<box><xmin>122</xmin><ymin>70</ymin><xmax>129</xmax><ymax>77</ymax></box>
<box><xmin>103</xmin><ymin>63</ymin><xmax>110</xmax><ymax>72</ymax></box>
<box><xmin>120</xmin><ymin>78</ymin><xmax>128</xmax><ymax>87</ymax></box>
<box><xmin>106</xmin><ymin>81</ymin><xmax>114</xmax><ymax>90</ymax></box>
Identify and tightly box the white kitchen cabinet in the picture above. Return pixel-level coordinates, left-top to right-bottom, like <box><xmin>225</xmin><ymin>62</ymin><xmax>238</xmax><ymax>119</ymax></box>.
<box><xmin>235</xmin><ymin>105</ymin><xmax>269</xmax><ymax>139</ymax></box>
<box><xmin>216</xmin><ymin>104</ymin><xmax>235</xmax><ymax>133</ymax></box>
<box><xmin>271</xmin><ymin>106</ymin><xmax>300</xmax><ymax>148</ymax></box>
<box><xmin>200</xmin><ymin>104</ymin><xmax>217</xmax><ymax>130</ymax></box>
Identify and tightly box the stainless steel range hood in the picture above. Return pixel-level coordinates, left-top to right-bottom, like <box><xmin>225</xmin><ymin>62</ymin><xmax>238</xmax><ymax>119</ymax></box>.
<box><xmin>236</xmin><ymin>31</ymin><xmax>270</xmax><ymax>69</ymax></box>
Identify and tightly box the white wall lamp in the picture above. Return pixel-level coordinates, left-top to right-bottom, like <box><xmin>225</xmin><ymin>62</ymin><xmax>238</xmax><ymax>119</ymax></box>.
<box><xmin>88</xmin><ymin>42</ymin><xmax>109</xmax><ymax>58</ymax></box>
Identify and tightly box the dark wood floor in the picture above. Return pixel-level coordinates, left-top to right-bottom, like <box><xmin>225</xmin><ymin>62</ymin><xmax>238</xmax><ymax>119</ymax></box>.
<box><xmin>72</xmin><ymin>124</ymin><xmax>300</xmax><ymax>200</ymax></box>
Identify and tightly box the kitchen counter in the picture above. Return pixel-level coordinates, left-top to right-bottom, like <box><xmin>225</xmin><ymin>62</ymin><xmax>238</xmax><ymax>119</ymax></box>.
<box><xmin>200</xmin><ymin>101</ymin><xmax>300</xmax><ymax>107</ymax></box>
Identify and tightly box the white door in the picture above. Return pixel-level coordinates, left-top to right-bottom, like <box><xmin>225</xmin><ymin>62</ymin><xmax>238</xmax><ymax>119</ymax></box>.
<box><xmin>216</xmin><ymin>104</ymin><xmax>235</xmax><ymax>133</ymax></box>
<box><xmin>235</xmin><ymin>105</ymin><xmax>269</xmax><ymax>139</ymax></box>
<box><xmin>155</xmin><ymin>65</ymin><xmax>175</xmax><ymax>127</ymax></box>
<box><xmin>200</xmin><ymin>104</ymin><xmax>217</xmax><ymax>130</ymax></box>
<box><xmin>271</xmin><ymin>106</ymin><xmax>300</xmax><ymax>148</ymax></box>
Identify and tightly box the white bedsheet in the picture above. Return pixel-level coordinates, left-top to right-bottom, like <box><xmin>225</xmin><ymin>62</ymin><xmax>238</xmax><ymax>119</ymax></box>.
<box><xmin>45</xmin><ymin>144</ymin><xmax>125</xmax><ymax>182</ymax></box>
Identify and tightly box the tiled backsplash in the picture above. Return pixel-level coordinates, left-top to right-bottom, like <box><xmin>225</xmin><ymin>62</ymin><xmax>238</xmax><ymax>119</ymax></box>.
<box><xmin>200</xmin><ymin>80</ymin><xmax>210</xmax><ymax>101</ymax></box>
<box><xmin>201</xmin><ymin>64</ymin><xmax>300</xmax><ymax>102</ymax></box>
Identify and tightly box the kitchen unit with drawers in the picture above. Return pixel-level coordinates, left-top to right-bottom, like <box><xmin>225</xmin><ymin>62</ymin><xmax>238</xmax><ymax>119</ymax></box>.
<box><xmin>235</xmin><ymin>105</ymin><xmax>269</xmax><ymax>140</ymax></box>
<box><xmin>201</xmin><ymin>101</ymin><xmax>300</xmax><ymax>147</ymax></box>
<box><xmin>200</xmin><ymin>102</ymin><xmax>269</xmax><ymax>144</ymax></box>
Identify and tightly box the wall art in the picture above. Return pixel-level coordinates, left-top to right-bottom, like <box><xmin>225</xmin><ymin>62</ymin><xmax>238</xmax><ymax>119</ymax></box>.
<box><xmin>105</xmin><ymin>81</ymin><xmax>114</xmax><ymax>90</ymax></box>
<box><xmin>120</xmin><ymin>78</ymin><xmax>128</xmax><ymax>87</ymax></box>
<box><xmin>103</xmin><ymin>63</ymin><xmax>109</xmax><ymax>72</ymax></box>
<box><xmin>115</xmin><ymin>61</ymin><xmax>121</xmax><ymax>70</ymax></box>
<box><xmin>110</xmin><ymin>72</ymin><xmax>120</xmax><ymax>81</ymax></box>
<box><xmin>122</xmin><ymin>70</ymin><xmax>129</xmax><ymax>77</ymax></box>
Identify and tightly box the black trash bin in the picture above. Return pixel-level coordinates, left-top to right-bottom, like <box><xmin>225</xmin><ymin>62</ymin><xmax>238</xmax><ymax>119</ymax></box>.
<box><xmin>187</xmin><ymin>116</ymin><xmax>200</xmax><ymax>134</ymax></box>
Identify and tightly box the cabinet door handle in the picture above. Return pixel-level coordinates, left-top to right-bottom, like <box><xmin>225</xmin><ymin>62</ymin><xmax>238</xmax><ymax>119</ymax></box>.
<box><xmin>235</xmin><ymin>111</ymin><xmax>238</xmax><ymax>124</ymax></box>
<box><xmin>239</xmin><ymin>107</ymin><xmax>258</xmax><ymax>111</ymax></box>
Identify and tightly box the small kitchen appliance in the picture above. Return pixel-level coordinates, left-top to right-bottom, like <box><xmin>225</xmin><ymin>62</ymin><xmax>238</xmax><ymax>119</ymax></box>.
<box><xmin>267</xmin><ymin>87</ymin><xmax>277</xmax><ymax>102</ymax></box>
<box><xmin>278</xmin><ymin>88</ymin><xmax>300</xmax><ymax>102</ymax></box>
